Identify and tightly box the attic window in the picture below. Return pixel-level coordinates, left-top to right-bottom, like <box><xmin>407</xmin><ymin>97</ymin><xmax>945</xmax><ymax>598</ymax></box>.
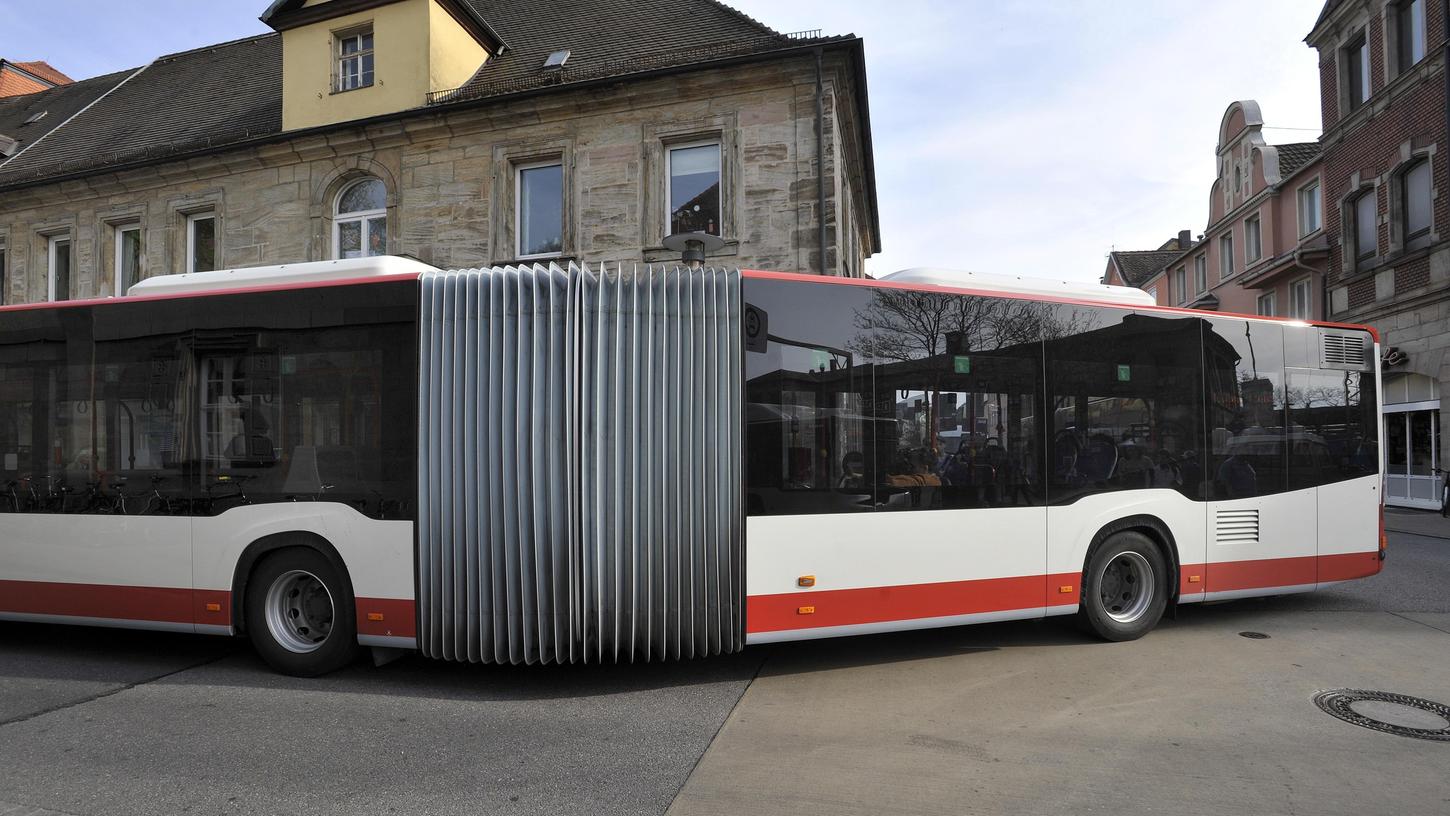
<box><xmin>543</xmin><ymin>50</ymin><xmax>570</xmax><ymax>71</ymax></box>
<box><xmin>335</xmin><ymin>26</ymin><xmax>375</xmax><ymax>92</ymax></box>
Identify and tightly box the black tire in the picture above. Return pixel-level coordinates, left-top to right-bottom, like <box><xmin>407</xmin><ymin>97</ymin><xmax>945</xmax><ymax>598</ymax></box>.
<box><xmin>244</xmin><ymin>548</ymin><xmax>359</xmax><ymax>677</ymax></box>
<box><xmin>1079</xmin><ymin>531</ymin><xmax>1168</xmax><ymax>642</ymax></box>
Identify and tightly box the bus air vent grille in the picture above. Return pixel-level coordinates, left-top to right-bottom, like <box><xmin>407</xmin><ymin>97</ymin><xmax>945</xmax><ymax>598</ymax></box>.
<box><xmin>416</xmin><ymin>262</ymin><xmax>744</xmax><ymax>665</ymax></box>
<box><xmin>1215</xmin><ymin>509</ymin><xmax>1260</xmax><ymax>544</ymax></box>
<box><xmin>1321</xmin><ymin>333</ymin><xmax>1367</xmax><ymax>370</ymax></box>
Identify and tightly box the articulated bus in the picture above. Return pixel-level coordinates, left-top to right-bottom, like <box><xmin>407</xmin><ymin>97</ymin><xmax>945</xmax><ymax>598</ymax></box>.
<box><xmin>0</xmin><ymin>258</ymin><xmax>1383</xmax><ymax>675</ymax></box>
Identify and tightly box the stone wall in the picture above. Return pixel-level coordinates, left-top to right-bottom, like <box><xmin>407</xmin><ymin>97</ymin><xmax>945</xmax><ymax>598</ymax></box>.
<box><xmin>0</xmin><ymin>51</ymin><xmax>876</xmax><ymax>305</ymax></box>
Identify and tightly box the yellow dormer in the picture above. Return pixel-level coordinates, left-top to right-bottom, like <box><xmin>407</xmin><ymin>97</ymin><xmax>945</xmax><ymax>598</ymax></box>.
<box><xmin>262</xmin><ymin>0</ymin><xmax>505</xmax><ymax>131</ymax></box>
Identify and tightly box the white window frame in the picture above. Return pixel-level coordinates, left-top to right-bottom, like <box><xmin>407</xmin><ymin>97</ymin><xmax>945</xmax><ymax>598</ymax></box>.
<box><xmin>47</xmin><ymin>234</ymin><xmax>72</xmax><ymax>302</ymax></box>
<box><xmin>665</xmin><ymin>139</ymin><xmax>723</xmax><ymax>238</ymax></box>
<box><xmin>1245</xmin><ymin>214</ymin><xmax>1262</xmax><ymax>263</ymax></box>
<box><xmin>332</xmin><ymin>179</ymin><xmax>387</xmax><ymax>260</ymax></box>
<box><xmin>1219</xmin><ymin>233</ymin><xmax>1234</xmax><ymax>280</ymax></box>
<box><xmin>1194</xmin><ymin>255</ymin><xmax>1207</xmax><ymax>293</ymax></box>
<box><xmin>334</xmin><ymin>25</ymin><xmax>375</xmax><ymax>93</ymax></box>
<box><xmin>515</xmin><ymin>159</ymin><xmax>565</xmax><ymax>261</ymax></box>
<box><xmin>186</xmin><ymin>213</ymin><xmax>216</xmax><ymax>275</ymax></box>
<box><xmin>114</xmin><ymin>223</ymin><xmax>141</xmax><ymax>297</ymax></box>
<box><xmin>1297</xmin><ymin>180</ymin><xmax>1322</xmax><ymax>237</ymax></box>
<box><xmin>1289</xmin><ymin>277</ymin><xmax>1313</xmax><ymax>320</ymax></box>
<box><xmin>1256</xmin><ymin>291</ymin><xmax>1277</xmax><ymax>317</ymax></box>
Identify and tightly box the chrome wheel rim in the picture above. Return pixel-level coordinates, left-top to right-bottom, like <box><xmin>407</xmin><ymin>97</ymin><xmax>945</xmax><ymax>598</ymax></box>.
<box><xmin>1098</xmin><ymin>551</ymin><xmax>1154</xmax><ymax>624</ymax></box>
<box><xmin>264</xmin><ymin>569</ymin><xmax>334</xmax><ymax>653</ymax></box>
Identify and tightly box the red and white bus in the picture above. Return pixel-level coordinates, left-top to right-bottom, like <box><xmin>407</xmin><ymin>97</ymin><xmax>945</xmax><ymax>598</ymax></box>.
<box><xmin>0</xmin><ymin>258</ymin><xmax>1384</xmax><ymax>675</ymax></box>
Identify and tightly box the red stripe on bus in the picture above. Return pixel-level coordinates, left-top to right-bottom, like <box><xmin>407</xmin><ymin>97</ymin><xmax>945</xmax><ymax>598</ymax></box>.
<box><xmin>746</xmin><ymin>573</ymin><xmax>1063</xmax><ymax>634</ymax></box>
<box><xmin>746</xmin><ymin>553</ymin><xmax>1382</xmax><ymax>634</ymax></box>
<box><xmin>1316</xmin><ymin>551</ymin><xmax>1382</xmax><ymax>583</ymax></box>
<box><xmin>0</xmin><ymin>579</ymin><xmax>193</xmax><ymax>624</ymax></box>
<box><xmin>356</xmin><ymin>598</ymin><xmax>418</xmax><ymax>638</ymax></box>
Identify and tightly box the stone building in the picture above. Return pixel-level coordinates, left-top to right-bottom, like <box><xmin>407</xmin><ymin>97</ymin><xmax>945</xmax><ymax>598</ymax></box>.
<box><xmin>0</xmin><ymin>0</ymin><xmax>879</xmax><ymax>307</ymax></box>
<box><xmin>1307</xmin><ymin>0</ymin><xmax>1446</xmax><ymax>508</ymax></box>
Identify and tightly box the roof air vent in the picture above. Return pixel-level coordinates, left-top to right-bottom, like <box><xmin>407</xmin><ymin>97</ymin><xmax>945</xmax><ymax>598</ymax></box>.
<box><xmin>22</xmin><ymin>110</ymin><xmax>47</xmax><ymax>126</ymax></box>
<box><xmin>542</xmin><ymin>50</ymin><xmax>570</xmax><ymax>71</ymax></box>
<box><xmin>1321</xmin><ymin>332</ymin><xmax>1369</xmax><ymax>370</ymax></box>
<box><xmin>0</xmin><ymin>134</ymin><xmax>18</xmax><ymax>158</ymax></box>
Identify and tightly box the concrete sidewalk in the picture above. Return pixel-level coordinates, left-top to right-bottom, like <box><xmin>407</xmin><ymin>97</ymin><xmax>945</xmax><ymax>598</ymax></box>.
<box><xmin>1383</xmin><ymin>506</ymin><xmax>1450</xmax><ymax>539</ymax></box>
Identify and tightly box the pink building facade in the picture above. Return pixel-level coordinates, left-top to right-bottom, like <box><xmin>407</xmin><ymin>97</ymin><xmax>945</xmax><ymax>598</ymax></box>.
<box><xmin>1105</xmin><ymin>101</ymin><xmax>1327</xmax><ymax>321</ymax></box>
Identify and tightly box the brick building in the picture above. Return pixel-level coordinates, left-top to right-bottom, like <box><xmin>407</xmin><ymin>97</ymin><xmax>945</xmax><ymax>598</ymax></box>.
<box><xmin>1307</xmin><ymin>0</ymin><xmax>1447</xmax><ymax>508</ymax></box>
<box><xmin>0</xmin><ymin>0</ymin><xmax>878</xmax><ymax>308</ymax></box>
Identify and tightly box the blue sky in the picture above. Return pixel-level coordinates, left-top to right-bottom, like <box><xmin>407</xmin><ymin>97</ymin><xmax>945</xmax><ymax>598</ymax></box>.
<box><xmin>0</xmin><ymin>0</ymin><xmax>1326</xmax><ymax>281</ymax></box>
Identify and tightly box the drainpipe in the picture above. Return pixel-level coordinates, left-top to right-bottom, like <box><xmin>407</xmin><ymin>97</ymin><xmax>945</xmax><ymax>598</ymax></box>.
<box><xmin>1295</xmin><ymin>247</ymin><xmax>1331</xmax><ymax>321</ymax></box>
<box><xmin>815</xmin><ymin>47</ymin><xmax>828</xmax><ymax>276</ymax></box>
<box><xmin>1443</xmin><ymin>0</ymin><xmax>1449</xmax><ymax>176</ymax></box>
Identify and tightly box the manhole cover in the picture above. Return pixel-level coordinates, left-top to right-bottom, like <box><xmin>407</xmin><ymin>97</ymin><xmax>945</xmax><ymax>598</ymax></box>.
<box><xmin>1239</xmin><ymin>631</ymin><xmax>1270</xmax><ymax>639</ymax></box>
<box><xmin>1313</xmin><ymin>690</ymin><xmax>1450</xmax><ymax>741</ymax></box>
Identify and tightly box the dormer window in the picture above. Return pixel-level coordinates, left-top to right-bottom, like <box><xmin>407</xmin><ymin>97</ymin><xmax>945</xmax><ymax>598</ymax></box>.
<box><xmin>335</xmin><ymin>26</ymin><xmax>374</xmax><ymax>92</ymax></box>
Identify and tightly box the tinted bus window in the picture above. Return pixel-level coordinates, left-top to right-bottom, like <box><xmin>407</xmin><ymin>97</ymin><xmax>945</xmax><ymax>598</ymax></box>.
<box><xmin>1203</xmin><ymin>317</ymin><xmax>1286</xmax><ymax>498</ymax></box>
<box><xmin>1047</xmin><ymin>308</ymin><xmax>1206</xmax><ymax>504</ymax></box>
<box><xmin>858</xmin><ymin>290</ymin><xmax>1044</xmax><ymax>510</ymax></box>
<box><xmin>745</xmin><ymin>279</ymin><xmax>877</xmax><ymax>516</ymax></box>
<box><xmin>1287</xmin><ymin>366</ymin><xmax>1378</xmax><ymax>487</ymax></box>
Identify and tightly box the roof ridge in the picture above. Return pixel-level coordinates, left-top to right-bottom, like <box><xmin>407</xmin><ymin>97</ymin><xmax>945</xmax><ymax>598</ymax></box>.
<box><xmin>153</xmin><ymin>32</ymin><xmax>277</xmax><ymax>64</ymax></box>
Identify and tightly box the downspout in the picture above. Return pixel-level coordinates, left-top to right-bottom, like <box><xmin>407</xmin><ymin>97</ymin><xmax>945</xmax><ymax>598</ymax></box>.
<box><xmin>1443</xmin><ymin>0</ymin><xmax>1448</xmax><ymax>178</ymax></box>
<box><xmin>1295</xmin><ymin>246</ymin><xmax>1331</xmax><ymax>321</ymax></box>
<box><xmin>815</xmin><ymin>47</ymin><xmax>828</xmax><ymax>276</ymax></box>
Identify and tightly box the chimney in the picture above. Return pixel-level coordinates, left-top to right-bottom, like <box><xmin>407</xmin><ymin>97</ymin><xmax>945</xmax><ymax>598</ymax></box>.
<box><xmin>1178</xmin><ymin>229</ymin><xmax>1193</xmax><ymax>250</ymax></box>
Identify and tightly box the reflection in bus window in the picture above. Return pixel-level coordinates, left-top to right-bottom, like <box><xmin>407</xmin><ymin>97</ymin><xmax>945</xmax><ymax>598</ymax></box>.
<box><xmin>1203</xmin><ymin>318</ymin><xmax>1286</xmax><ymax>498</ymax></box>
<box><xmin>745</xmin><ymin>282</ymin><xmax>877</xmax><ymax>516</ymax></box>
<box><xmin>857</xmin><ymin>288</ymin><xmax>1044</xmax><ymax>510</ymax></box>
<box><xmin>1047</xmin><ymin>310</ymin><xmax>1205</xmax><ymax>504</ymax></box>
<box><xmin>1286</xmin><ymin>368</ymin><xmax>1377</xmax><ymax>488</ymax></box>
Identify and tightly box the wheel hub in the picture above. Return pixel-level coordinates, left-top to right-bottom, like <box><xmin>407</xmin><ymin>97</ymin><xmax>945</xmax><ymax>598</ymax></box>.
<box><xmin>264</xmin><ymin>569</ymin><xmax>334</xmax><ymax>654</ymax></box>
<box><xmin>1099</xmin><ymin>551</ymin><xmax>1154</xmax><ymax>624</ymax></box>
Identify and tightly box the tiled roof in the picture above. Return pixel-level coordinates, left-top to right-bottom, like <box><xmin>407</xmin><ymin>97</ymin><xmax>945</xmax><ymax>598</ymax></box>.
<box><xmin>13</xmin><ymin>61</ymin><xmax>73</xmax><ymax>86</ymax></box>
<box><xmin>0</xmin><ymin>68</ymin><xmax>135</xmax><ymax>158</ymax></box>
<box><xmin>1108</xmin><ymin>249</ymin><xmax>1182</xmax><ymax>287</ymax></box>
<box><xmin>0</xmin><ymin>70</ymin><xmax>48</xmax><ymax>98</ymax></box>
<box><xmin>0</xmin><ymin>1</ymin><xmax>853</xmax><ymax>191</ymax></box>
<box><xmin>1274</xmin><ymin>141</ymin><xmax>1319</xmax><ymax>179</ymax></box>
<box><xmin>0</xmin><ymin>36</ymin><xmax>279</xmax><ymax>188</ymax></box>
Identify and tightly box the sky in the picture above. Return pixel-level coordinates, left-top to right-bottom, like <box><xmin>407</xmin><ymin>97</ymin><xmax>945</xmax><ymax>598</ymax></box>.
<box><xmin>0</xmin><ymin>0</ymin><xmax>1327</xmax><ymax>282</ymax></box>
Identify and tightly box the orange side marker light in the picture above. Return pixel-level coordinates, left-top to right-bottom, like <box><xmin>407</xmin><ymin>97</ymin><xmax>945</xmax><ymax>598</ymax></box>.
<box><xmin>1058</xmin><ymin>585</ymin><xmax>1074</xmax><ymax>594</ymax></box>
<box><xmin>204</xmin><ymin>602</ymin><xmax>222</xmax><ymax>613</ymax></box>
<box><xmin>367</xmin><ymin>612</ymin><xmax>385</xmax><ymax>622</ymax></box>
<box><xmin>797</xmin><ymin>575</ymin><xmax>816</xmax><ymax>588</ymax></box>
<box><xmin>1188</xmin><ymin>575</ymin><xmax>1202</xmax><ymax>584</ymax></box>
<box><xmin>797</xmin><ymin>606</ymin><xmax>815</xmax><ymax>615</ymax></box>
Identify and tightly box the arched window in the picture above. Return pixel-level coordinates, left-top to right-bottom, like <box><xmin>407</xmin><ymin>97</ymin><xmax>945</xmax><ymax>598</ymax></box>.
<box><xmin>334</xmin><ymin>178</ymin><xmax>387</xmax><ymax>259</ymax></box>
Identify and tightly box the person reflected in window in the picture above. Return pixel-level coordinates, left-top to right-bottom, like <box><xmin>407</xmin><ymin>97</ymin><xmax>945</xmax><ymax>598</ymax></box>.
<box><xmin>1117</xmin><ymin>438</ymin><xmax>1153</xmax><ymax>488</ymax></box>
<box><xmin>838</xmin><ymin>451</ymin><xmax>866</xmax><ymax>489</ymax></box>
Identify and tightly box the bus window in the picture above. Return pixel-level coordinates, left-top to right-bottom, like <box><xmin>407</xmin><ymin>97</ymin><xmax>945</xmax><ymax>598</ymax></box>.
<box><xmin>860</xmin><ymin>290</ymin><xmax>1044</xmax><ymax>510</ymax></box>
<box><xmin>1203</xmin><ymin>318</ymin><xmax>1286</xmax><ymax>498</ymax></box>
<box><xmin>1286</xmin><ymin>367</ymin><xmax>1378</xmax><ymax>488</ymax></box>
<box><xmin>745</xmin><ymin>280</ymin><xmax>877</xmax><ymax>516</ymax></box>
<box><xmin>1047</xmin><ymin>309</ymin><xmax>1206</xmax><ymax>504</ymax></box>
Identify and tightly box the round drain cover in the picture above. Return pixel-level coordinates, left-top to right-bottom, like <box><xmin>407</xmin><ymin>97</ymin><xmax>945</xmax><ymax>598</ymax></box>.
<box><xmin>1313</xmin><ymin>690</ymin><xmax>1450</xmax><ymax>741</ymax></box>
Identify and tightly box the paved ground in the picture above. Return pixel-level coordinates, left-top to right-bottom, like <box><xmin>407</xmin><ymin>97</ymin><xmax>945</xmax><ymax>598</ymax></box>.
<box><xmin>2</xmin><ymin>531</ymin><xmax>1448</xmax><ymax>816</ymax></box>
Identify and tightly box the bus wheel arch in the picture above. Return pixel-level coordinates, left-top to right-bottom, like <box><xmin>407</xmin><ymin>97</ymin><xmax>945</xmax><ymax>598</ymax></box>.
<box><xmin>231</xmin><ymin>531</ymin><xmax>353</xmax><ymax>637</ymax></box>
<box><xmin>1078</xmin><ymin>515</ymin><xmax>1179</xmax><ymax>640</ymax></box>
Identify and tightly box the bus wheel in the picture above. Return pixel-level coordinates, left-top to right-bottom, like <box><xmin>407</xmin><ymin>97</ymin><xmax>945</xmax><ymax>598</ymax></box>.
<box><xmin>1080</xmin><ymin>531</ymin><xmax>1168</xmax><ymax>642</ymax></box>
<box><xmin>245</xmin><ymin>549</ymin><xmax>358</xmax><ymax>676</ymax></box>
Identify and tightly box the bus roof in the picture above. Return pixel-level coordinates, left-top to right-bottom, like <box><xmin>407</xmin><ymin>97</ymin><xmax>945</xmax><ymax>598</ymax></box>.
<box><xmin>125</xmin><ymin>256</ymin><xmax>437</xmax><ymax>296</ymax></box>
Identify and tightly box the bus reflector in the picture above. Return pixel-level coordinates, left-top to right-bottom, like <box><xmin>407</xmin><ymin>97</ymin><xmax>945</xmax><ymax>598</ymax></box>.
<box><xmin>367</xmin><ymin>612</ymin><xmax>385</xmax><ymax>622</ymax></box>
<box><xmin>1188</xmin><ymin>575</ymin><xmax>1201</xmax><ymax>583</ymax></box>
<box><xmin>797</xmin><ymin>575</ymin><xmax>816</xmax><ymax>588</ymax></box>
<box><xmin>797</xmin><ymin>606</ymin><xmax>815</xmax><ymax>615</ymax></box>
<box><xmin>1058</xmin><ymin>585</ymin><xmax>1073</xmax><ymax>594</ymax></box>
<box><xmin>205</xmin><ymin>603</ymin><xmax>221</xmax><ymax>612</ymax></box>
